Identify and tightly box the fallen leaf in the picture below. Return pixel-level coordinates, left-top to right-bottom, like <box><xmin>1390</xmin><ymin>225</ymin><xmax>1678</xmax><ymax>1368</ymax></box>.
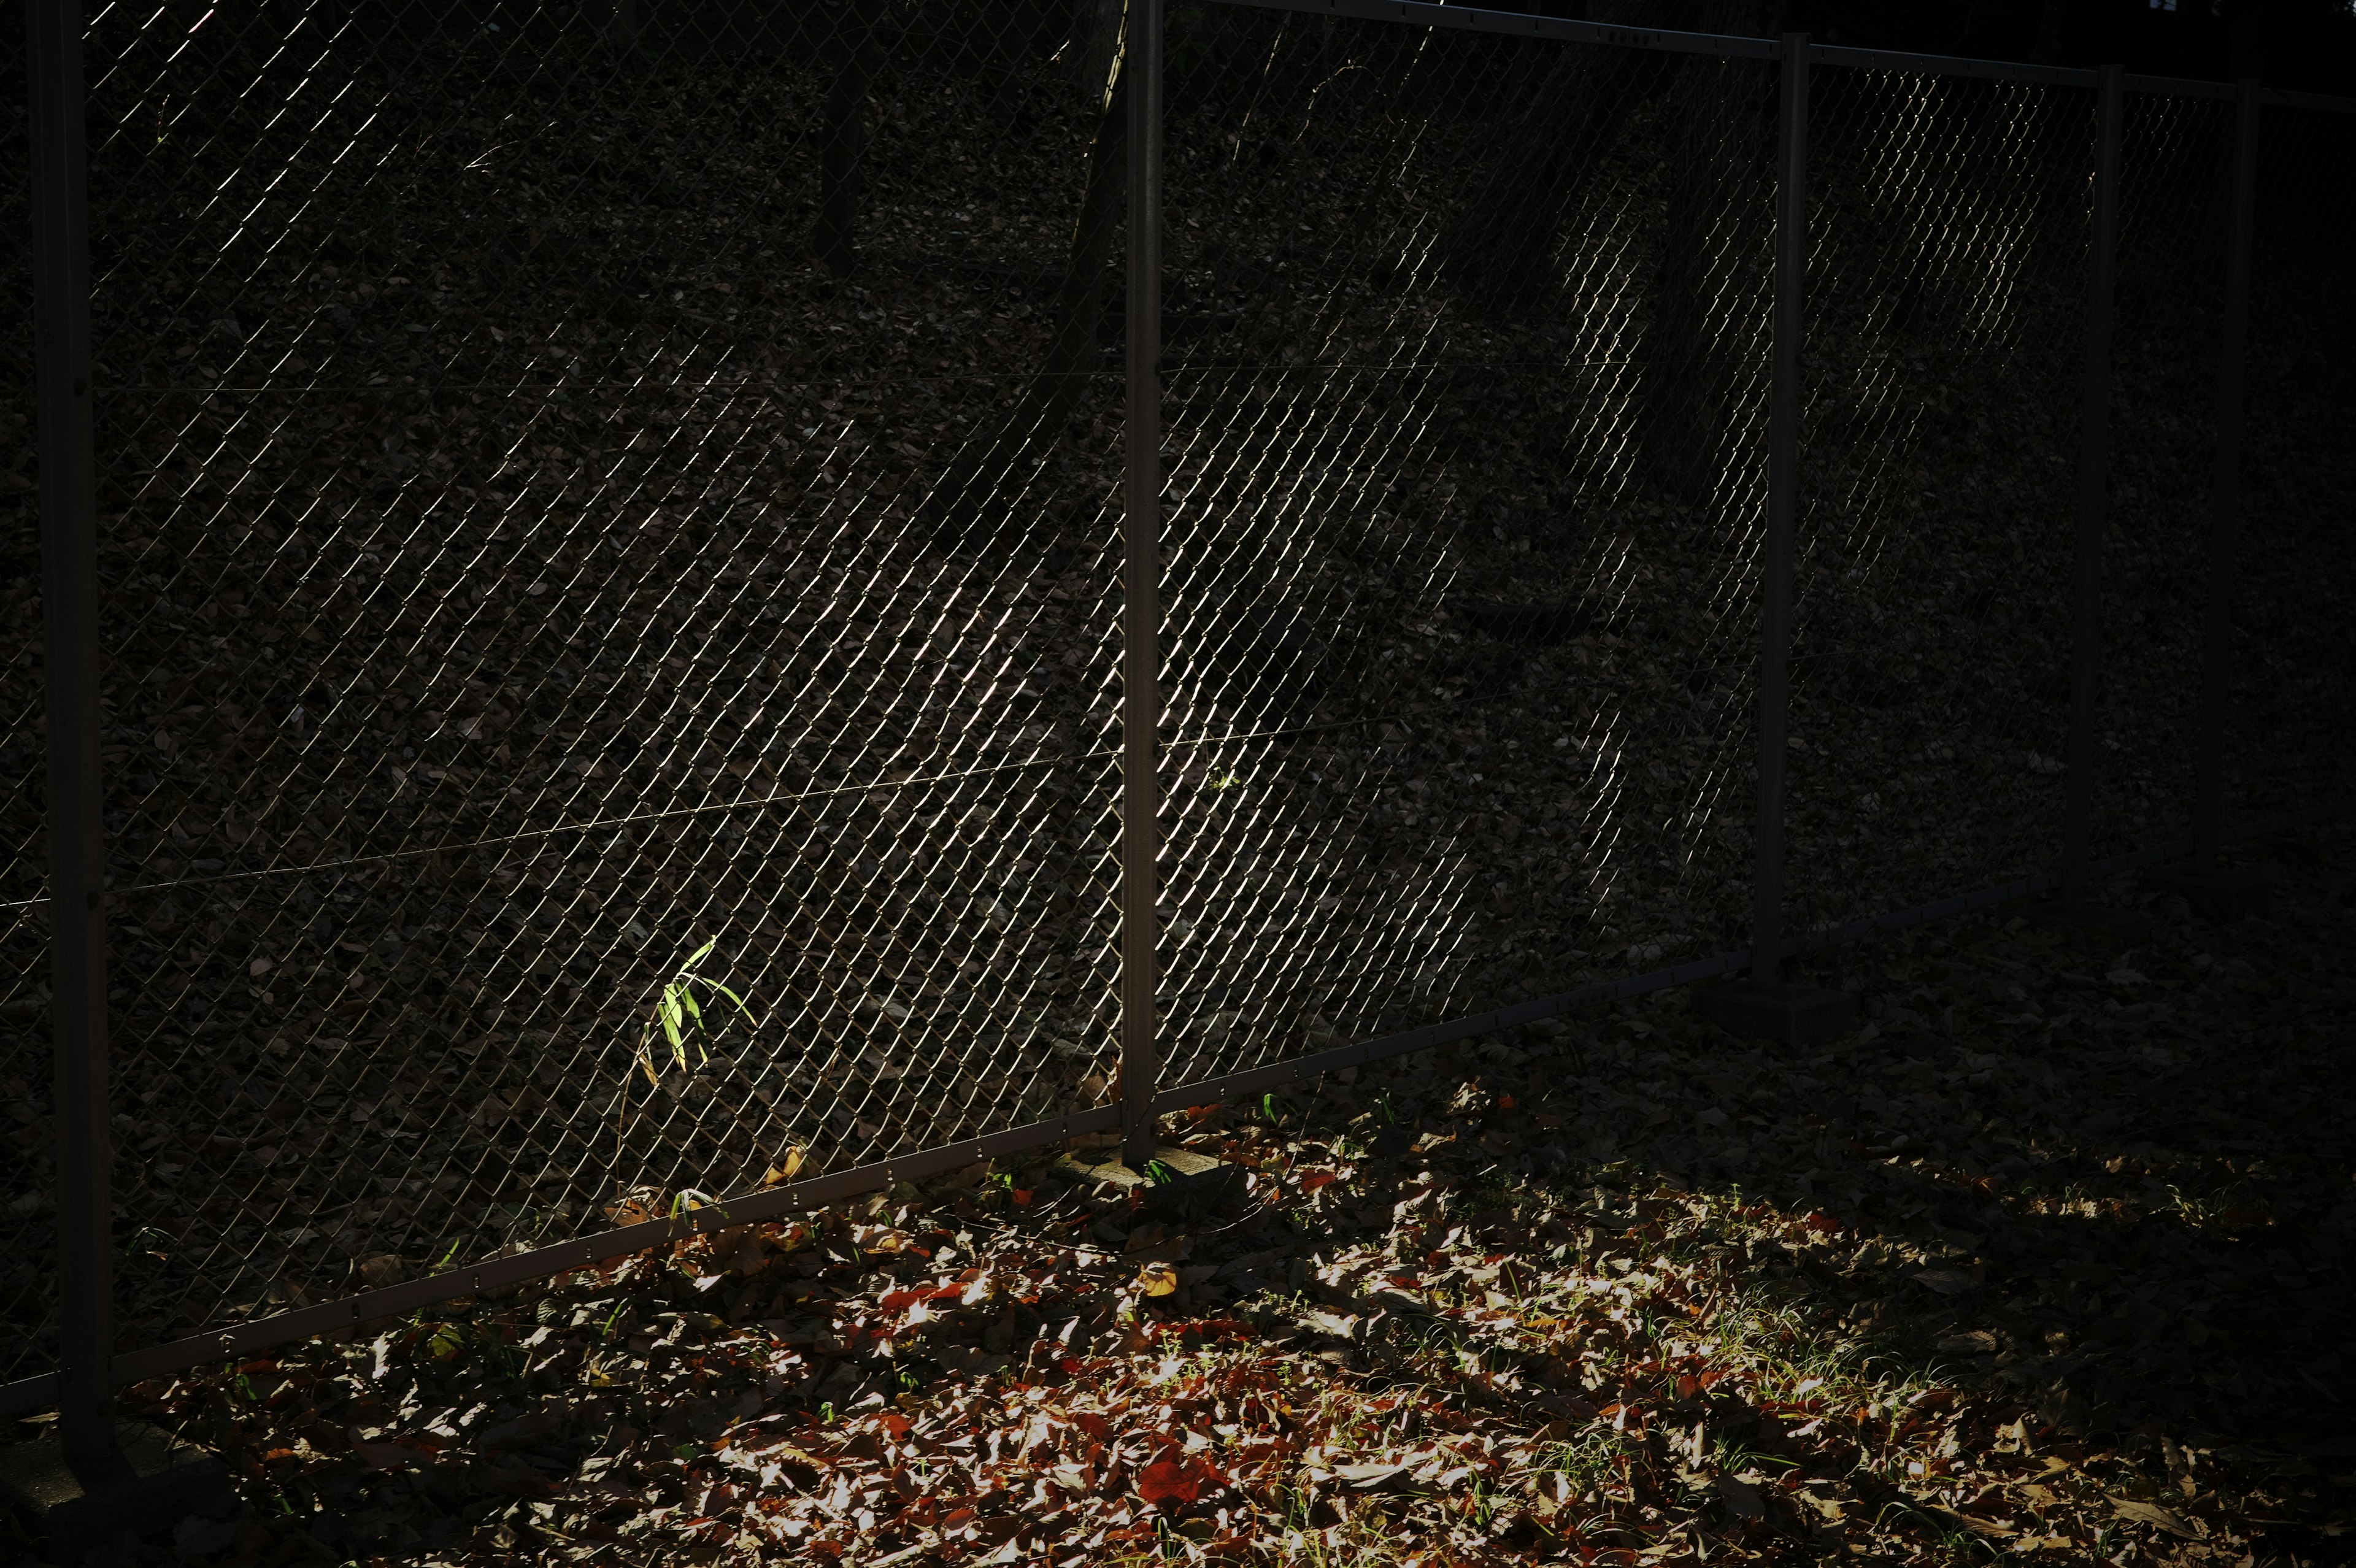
<box><xmin>1911</xmin><ymin>1268</ymin><xmax>1977</xmax><ymax>1295</ymax></box>
<box><xmin>2112</xmin><ymin>1497</ymin><xmax>2199</xmax><ymax>1538</ymax></box>
<box><xmin>1333</xmin><ymin>1462</ymin><xmax>1412</xmax><ymax>1492</ymax></box>
<box><xmin>1136</xmin><ymin>1455</ymin><xmax>1215</xmax><ymax>1508</ymax></box>
<box><xmin>1714</xmin><ymin>1472</ymin><xmax>1765</xmax><ymax>1520</ymax></box>
<box><xmin>1137</xmin><ymin>1261</ymin><xmax>1179</xmax><ymax>1297</ymax></box>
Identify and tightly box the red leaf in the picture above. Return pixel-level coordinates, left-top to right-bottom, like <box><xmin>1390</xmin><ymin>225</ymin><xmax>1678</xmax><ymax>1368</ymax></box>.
<box><xmin>1137</xmin><ymin>1455</ymin><xmax>1210</xmax><ymax>1510</ymax></box>
<box><xmin>1299</xmin><ymin>1170</ymin><xmax>1338</xmax><ymax>1192</ymax></box>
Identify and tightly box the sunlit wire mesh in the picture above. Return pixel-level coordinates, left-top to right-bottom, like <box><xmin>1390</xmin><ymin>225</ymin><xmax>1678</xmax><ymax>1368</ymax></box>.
<box><xmin>2227</xmin><ymin>102</ymin><xmax>2356</xmax><ymax>825</ymax></box>
<box><xmin>7</xmin><ymin>0</ymin><xmax>2353</xmax><ymax>1389</ymax></box>
<box><xmin>1157</xmin><ymin>9</ymin><xmax>1775</xmax><ymax>1093</ymax></box>
<box><xmin>1785</xmin><ymin>68</ymin><xmax>2094</xmax><ymax>933</ymax></box>
<box><xmin>71</xmin><ymin>0</ymin><xmax>1126</xmax><ymax>1360</ymax></box>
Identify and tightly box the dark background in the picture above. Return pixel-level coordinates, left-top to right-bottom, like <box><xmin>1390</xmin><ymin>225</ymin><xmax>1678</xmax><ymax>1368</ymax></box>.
<box><xmin>1507</xmin><ymin>0</ymin><xmax>2356</xmax><ymax>90</ymax></box>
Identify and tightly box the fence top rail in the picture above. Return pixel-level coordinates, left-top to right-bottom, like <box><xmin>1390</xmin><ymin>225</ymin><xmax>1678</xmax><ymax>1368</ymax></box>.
<box><xmin>2252</xmin><ymin>84</ymin><xmax>2356</xmax><ymax>114</ymax></box>
<box><xmin>1209</xmin><ymin>0</ymin><xmax>2356</xmax><ymax>111</ymax></box>
<box><xmin>1203</xmin><ymin>0</ymin><xmax>1782</xmax><ymax>60</ymax></box>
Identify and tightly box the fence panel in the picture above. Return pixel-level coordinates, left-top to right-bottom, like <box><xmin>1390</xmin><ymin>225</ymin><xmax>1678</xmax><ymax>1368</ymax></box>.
<box><xmin>2103</xmin><ymin>89</ymin><xmax>2231</xmax><ymax>859</ymax></box>
<box><xmin>77</xmin><ymin>0</ymin><xmax>1122</xmax><ymax>1365</ymax></box>
<box><xmin>2228</xmin><ymin>102</ymin><xmax>2356</xmax><ymax>826</ymax></box>
<box><xmin>1159</xmin><ymin>6</ymin><xmax>1776</xmax><ymax>1112</ymax></box>
<box><xmin>1785</xmin><ymin>65</ymin><xmax>2096</xmax><ymax>934</ymax></box>
<box><xmin>0</xmin><ymin>7</ymin><xmax>55</xmax><ymax>1394</ymax></box>
<box><xmin>9</xmin><ymin>0</ymin><xmax>2351</xmax><ymax>1405</ymax></box>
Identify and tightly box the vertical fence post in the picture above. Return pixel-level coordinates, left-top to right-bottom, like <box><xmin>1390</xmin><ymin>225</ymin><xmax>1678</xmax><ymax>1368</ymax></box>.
<box><xmin>2060</xmin><ymin>66</ymin><xmax>2124</xmax><ymax>911</ymax></box>
<box><xmin>1707</xmin><ymin>33</ymin><xmax>1853</xmax><ymax>1045</ymax></box>
<box><xmin>2192</xmin><ymin>79</ymin><xmax>2262</xmax><ymax>867</ymax></box>
<box><xmin>26</xmin><ymin>0</ymin><xmax>125</xmax><ymax>1476</ymax></box>
<box><xmin>1120</xmin><ymin>0</ymin><xmax>1164</xmax><ymax>1174</ymax></box>
<box><xmin>1747</xmin><ymin>33</ymin><xmax>1807</xmax><ymax>986</ymax></box>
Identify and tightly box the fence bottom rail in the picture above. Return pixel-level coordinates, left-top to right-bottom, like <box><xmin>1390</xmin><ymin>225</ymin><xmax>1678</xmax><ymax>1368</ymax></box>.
<box><xmin>0</xmin><ymin>801</ymin><xmax>2335</xmax><ymax>1421</ymax></box>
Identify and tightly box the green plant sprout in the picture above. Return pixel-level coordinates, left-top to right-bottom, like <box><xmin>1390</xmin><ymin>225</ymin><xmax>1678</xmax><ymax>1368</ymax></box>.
<box><xmin>618</xmin><ymin>937</ymin><xmax>756</xmax><ymax>1160</ymax></box>
<box><xmin>639</xmin><ymin>937</ymin><xmax>756</xmax><ymax>1083</ymax></box>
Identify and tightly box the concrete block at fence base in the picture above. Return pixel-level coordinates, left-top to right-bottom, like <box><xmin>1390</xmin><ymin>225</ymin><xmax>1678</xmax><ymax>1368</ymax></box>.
<box><xmin>2141</xmin><ymin>866</ymin><xmax>2270</xmax><ymax>921</ymax></box>
<box><xmin>2023</xmin><ymin>902</ymin><xmax>2153</xmax><ymax>950</ymax></box>
<box><xmin>1054</xmin><ymin>1143</ymin><xmax>1245</xmax><ymax>1220</ymax></box>
<box><xmin>0</xmin><ymin>1421</ymin><xmax>228</xmax><ymax>1556</ymax></box>
<box><xmin>1698</xmin><ymin>983</ymin><xmax>1857</xmax><ymax>1047</ymax></box>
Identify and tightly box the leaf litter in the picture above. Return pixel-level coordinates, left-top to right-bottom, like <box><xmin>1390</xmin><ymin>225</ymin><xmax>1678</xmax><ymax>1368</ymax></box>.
<box><xmin>47</xmin><ymin>824</ymin><xmax>2351</xmax><ymax>1566</ymax></box>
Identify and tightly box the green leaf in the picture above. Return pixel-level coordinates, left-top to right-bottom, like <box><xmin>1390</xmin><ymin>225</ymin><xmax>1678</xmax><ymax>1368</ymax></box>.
<box><xmin>683</xmin><ymin>936</ymin><xmax>718</xmax><ymax>973</ymax></box>
<box><xmin>711</xmin><ymin>982</ymin><xmax>757</xmax><ymax>1024</ymax></box>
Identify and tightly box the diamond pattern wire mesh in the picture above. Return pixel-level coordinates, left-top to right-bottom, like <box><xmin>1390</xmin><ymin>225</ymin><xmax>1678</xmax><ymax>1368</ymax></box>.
<box><xmin>0</xmin><ymin>19</ymin><xmax>54</xmax><ymax>1389</ymax></box>
<box><xmin>2227</xmin><ymin>103</ymin><xmax>2356</xmax><ymax>824</ymax></box>
<box><xmin>1786</xmin><ymin>68</ymin><xmax>2095</xmax><ymax>933</ymax></box>
<box><xmin>1157</xmin><ymin>9</ymin><xmax>1775</xmax><ymax>1094</ymax></box>
<box><xmin>9</xmin><ymin>0</ymin><xmax>2354</xmax><ymax>1391</ymax></box>
<box><xmin>2102</xmin><ymin>90</ymin><xmax>2231</xmax><ymax>856</ymax></box>
<box><xmin>64</xmin><ymin>0</ymin><xmax>1127</xmax><ymax>1362</ymax></box>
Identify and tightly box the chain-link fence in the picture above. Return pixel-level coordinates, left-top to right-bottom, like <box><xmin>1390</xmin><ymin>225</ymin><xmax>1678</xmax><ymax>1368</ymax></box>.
<box><xmin>1789</xmin><ymin>64</ymin><xmax>2093</xmax><ymax>934</ymax></box>
<box><xmin>2230</xmin><ymin>100</ymin><xmax>2356</xmax><ymax>826</ymax></box>
<box><xmin>1153</xmin><ymin>8</ymin><xmax>1776</xmax><ymax>1099</ymax></box>
<box><xmin>6</xmin><ymin>0</ymin><xmax>2350</xmax><ymax>1430</ymax></box>
<box><xmin>2101</xmin><ymin>86</ymin><xmax>2229</xmax><ymax>866</ymax></box>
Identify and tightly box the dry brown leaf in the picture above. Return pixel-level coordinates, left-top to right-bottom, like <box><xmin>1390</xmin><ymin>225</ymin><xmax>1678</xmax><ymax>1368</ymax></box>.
<box><xmin>2111</xmin><ymin>1497</ymin><xmax>2200</xmax><ymax>1538</ymax></box>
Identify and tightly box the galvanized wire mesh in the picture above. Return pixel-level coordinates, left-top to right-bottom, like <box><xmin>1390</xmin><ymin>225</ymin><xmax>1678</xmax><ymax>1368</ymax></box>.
<box><xmin>2104</xmin><ymin>89</ymin><xmax>2231</xmax><ymax>856</ymax></box>
<box><xmin>2228</xmin><ymin>103</ymin><xmax>2356</xmax><ymax>824</ymax></box>
<box><xmin>67</xmin><ymin>0</ymin><xmax>1126</xmax><ymax>1362</ymax></box>
<box><xmin>1157</xmin><ymin>9</ymin><xmax>1774</xmax><ymax>1094</ymax></box>
<box><xmin>8</xmin><ymin>0</ymin><xmax>2354</xmax><ymax>1396</ymax></box>
<box><xmin>1786</xmin><ymin>67</ymin><xmax>2094</xmax><ymax>933</ymax></box>
<box><xmin>0</xmin><ymin>18</ymin><xmax>52</xmax><ymax>1389</ymax></box>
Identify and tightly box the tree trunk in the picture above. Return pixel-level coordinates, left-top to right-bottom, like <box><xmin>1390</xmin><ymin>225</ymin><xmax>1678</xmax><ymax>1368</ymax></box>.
<box><xmin>598</xmin><ymin>0</ymin><xmax>641</xmax><ymax>53</ymax></box>
<box><xmin>2228</xmin><ymin>0</ymin><xmax>2273</xmax><ymax>82</ymax></box>
<box><xmin>2032</xmin><ymin>0</ymin><xmax>2069</xmax><ymax>65</ymax></box>
<box><xmin>1069</xmin><ymin>0</ymin><xmax>1126</xmax><ymax>110</ymax></box>
<box><xmin>1640</xmin><ymin>0</ymin><xmax>1776</xmax><ymax>501</ymax></box>
<box><xmin>1437</xmin><ymin>0</ymin><xmax>1682</xmax><ymax>310</ymax></box>
<box><xmin>918</xmin><ymin>47</ymin><xmax>1130</xmax><ymax>555</ymax></box>
<box><xmin>812</xmin><ymin>0</ymin><xmax>886</xmax><ymax>280</ymax></box>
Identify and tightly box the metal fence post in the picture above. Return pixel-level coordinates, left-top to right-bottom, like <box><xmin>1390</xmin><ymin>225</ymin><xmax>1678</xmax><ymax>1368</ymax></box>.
<box><xmin>1703</xmin><ymin>33</ymin><xmax>1854</xmax><ymax>1047</ymax></box>
<box><xmin>2060</xmin><ymin>66</ymin><xmax>2125</xmax><ymax>910</ymax></box>
<box><xmin>1747</xmin><ymin>33</ymin><xmax>1808</xmax><ymax>986</ymax></box>
<box><xmin>2193</xmin><ymin>79</ymin><xmax>2262</xmax><ymax>867</ymax></box>
<box><xmin>1120</xmin><ymin>0</ymin><xmax>1165</xmax><ymax>1174</ymax></box>
<box><xmin>25</xmin><ymin>0</ymin><xmax>124</xmax><ymax>1479</ymax></box>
